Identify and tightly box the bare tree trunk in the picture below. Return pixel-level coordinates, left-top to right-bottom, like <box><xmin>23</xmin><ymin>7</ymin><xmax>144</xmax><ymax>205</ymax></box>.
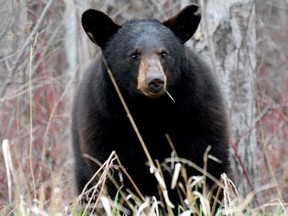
<box><xmin>194</xmin><ymin>0</ymin><xmax>258</xmax><ymax>201</ymax></box>
<box><xmin>63</xmin><ymin>0</ymin><xmax>92</xmax><ymax>100</ymax></box>
<box><xmin>64</xmin><ymin>0</ymin><xmax>78</xmax><ymax>79</ymax></box>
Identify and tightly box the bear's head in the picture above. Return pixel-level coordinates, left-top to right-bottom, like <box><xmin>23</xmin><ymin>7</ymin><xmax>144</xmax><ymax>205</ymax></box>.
<box><xmin>81</xmin><ymin>5</ymin><xmax>201</xmax><ymax>99</ymax></box>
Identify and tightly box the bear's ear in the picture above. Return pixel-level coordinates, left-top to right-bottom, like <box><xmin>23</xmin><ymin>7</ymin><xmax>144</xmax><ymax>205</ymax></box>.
<box><xmin>81</xmin><ymin>9</ymin><xmax>120</xmax><ymax>49</ymax></box>
<box><xmin>163</xmin><ymin>4</ymin><xmax>201</xmax><ymax>44</ymax></box>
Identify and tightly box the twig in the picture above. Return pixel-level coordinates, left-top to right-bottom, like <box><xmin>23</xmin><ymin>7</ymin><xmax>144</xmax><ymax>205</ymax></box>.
<box><xmin>29</xmin><ymin>33</ymin><xmax>38</xmax><ymax>200</ymax></box>
<box><xmin>11</xmin><ymin>0</ymin><xmax>54</xmax><ymax>73</ymax></box>
<box><xmin>101</xmin><ymin>56</ymin><xmax>155</xmax><ymax>169</ymax></box>
<box><xmin>250</xmin><ymin>0</ymin><xmax>284</xmax><ymax>204</ymax></box>
<box><xmin>41</xmin><ymin>70</ymin><xmax>76</xmax><ymax>167</ymax></box>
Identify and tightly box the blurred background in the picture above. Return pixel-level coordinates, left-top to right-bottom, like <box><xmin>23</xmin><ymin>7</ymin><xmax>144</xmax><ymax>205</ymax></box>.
<box><xmin>0</xmin><ymin>0</ymin><xmax>287</xmax><ymax>214</ymax></box>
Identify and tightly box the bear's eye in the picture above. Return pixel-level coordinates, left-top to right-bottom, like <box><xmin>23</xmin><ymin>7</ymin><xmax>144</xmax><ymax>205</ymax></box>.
<box><xmin>130</xmin><ymin>52</ymin><xmax>140</xmax><ymax>60</ymax></box>
<box><xmin>160</xmin><ymin>51</ymin><xmax>168</xmax><ymax>59</ymax></box>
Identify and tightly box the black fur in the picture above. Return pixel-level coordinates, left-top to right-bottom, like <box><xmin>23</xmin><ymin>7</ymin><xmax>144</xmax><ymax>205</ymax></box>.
<box><xmin>72</xmin><ymin>4</ymin><xmax>231</xmax><ymax>211</ymax></box>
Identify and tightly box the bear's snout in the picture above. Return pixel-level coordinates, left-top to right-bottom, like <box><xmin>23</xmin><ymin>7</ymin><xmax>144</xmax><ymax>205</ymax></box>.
<box><xmin>137</xmin><ymin>56</ymin><xmax>167</xmax><ymax>98</ymax></box>
<box><xmin>147</xmin><ymin>73</ymin><xmax>165</xmax><ymax>93</ymax></box>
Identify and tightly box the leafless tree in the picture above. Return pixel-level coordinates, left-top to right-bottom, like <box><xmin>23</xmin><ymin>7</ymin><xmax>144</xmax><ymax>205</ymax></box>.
<box><xmin>193</xmin><ymin>0</ymin><xmax>258</xmax><ymax>202</ymax></box>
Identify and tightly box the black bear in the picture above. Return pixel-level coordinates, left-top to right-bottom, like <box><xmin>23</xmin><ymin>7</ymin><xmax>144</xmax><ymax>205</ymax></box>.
<box><xmin>72</xmin><ymin>4</ymin><xmax>231</xmax><ymax>213</ymax></box>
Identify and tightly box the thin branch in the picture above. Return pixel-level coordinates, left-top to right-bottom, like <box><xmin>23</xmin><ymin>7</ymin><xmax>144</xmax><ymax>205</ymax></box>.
<box><xmin>101</xmin><ymin>56</ymin><xmax>155</xmax><ymax>169</ymax></box>
<box><xmin>11</xmin><ymin>0</ymin><xmax>54</xmax><ymax>73</ymax></box>
<box><xmin>29</xmin><ymin>33</ymin><xmax>38</xmax><ymax>201</ymax></box>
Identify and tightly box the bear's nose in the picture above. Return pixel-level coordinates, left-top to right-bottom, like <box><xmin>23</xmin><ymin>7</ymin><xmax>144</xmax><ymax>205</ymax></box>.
<box><xmin>147</xmin><ymin>75</ymin><xmax>165</xmax><ymax>93</ymax></box>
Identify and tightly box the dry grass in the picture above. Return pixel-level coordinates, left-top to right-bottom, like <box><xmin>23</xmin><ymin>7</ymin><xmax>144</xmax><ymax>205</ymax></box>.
<box><xmin>2</xmin><ymin>141</ymin><xmax>285</xmax><ymax>215</ymax></box>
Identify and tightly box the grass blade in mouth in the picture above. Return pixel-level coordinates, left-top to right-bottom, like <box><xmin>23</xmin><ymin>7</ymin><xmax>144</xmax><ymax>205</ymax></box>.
<box><xmin>166</xmin><ymin>90</ymin><xmax>175</xmax><ymax>103</ymax></box>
